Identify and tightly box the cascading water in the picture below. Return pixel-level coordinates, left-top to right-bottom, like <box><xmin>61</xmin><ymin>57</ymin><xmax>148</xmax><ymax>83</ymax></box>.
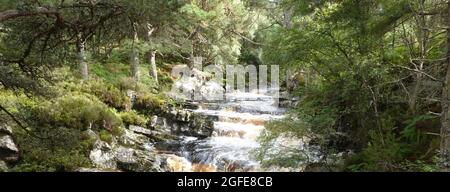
<box><xmin>149</xmin><ymin>64</ymin><xmax>324</xmax><ymax>172</ymax></box>
<box><xmin>158</xmin><ymin>90</ymin><xmax>287</xmax><ymax>172</ymax></box>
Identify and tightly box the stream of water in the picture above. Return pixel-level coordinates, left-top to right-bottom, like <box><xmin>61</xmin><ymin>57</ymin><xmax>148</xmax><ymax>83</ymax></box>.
<box><xmin>159</xmin><ymin>90</ymin><xmax>289</xmax><ymax>172</ymax></box>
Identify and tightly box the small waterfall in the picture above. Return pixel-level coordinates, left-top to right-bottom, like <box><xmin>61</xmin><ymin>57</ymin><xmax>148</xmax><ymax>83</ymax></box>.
<box><xmin>156</xmin><ymin>89</ymin><xmax>319</xmax><ymax>172</ymax></box>
<box><xmin>166</xmin><ymin>90</ymin><xmax>286</xmax><ymax>172</ymax></box>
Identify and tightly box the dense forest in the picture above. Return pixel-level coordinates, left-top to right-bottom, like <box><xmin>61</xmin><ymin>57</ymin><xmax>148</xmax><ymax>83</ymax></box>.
<box><xmin>1</xmin><ymin>0</ymin><xmax>450</xmax><ymax>172</ymax></box>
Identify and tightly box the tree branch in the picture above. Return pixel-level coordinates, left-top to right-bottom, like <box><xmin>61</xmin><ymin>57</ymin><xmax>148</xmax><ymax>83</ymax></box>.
<box><xmin>0</xmin><ymin>8</ymin><xmax>60</xmax><ymax>23</ymax></box>
<box><xmin>0</xmin><ymin>104</ymin><xmax>47</xmax><ymax>139</ymax></box>
<box><xmin>394</xmin><ymin>65</ymin><xmax>441</xmax><ymax>82</ymax></box>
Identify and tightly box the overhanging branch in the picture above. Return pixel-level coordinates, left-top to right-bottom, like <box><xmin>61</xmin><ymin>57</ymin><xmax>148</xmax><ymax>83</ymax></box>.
<box><xmin>0</xmin><ymin>8</ymin><xmax>60</xmax><ymax>23</ymax></box>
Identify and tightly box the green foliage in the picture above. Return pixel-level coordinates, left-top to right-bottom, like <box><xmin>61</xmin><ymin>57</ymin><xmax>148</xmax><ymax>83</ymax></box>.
<box><xmin>178</xmin><ymin>0</ymin><xmax>259</xmax><ymax>64</ymax></box>
<box><xmin>262</xmin><ymin>118</ymin><xmax>310</xmax><ymax>140</ymax></box>
<box><xmin>99</xmin><ymin>130</ymin><xmax>113</xmax><ymax>144</ymax></box>
<box><xmin>29</xmin><ymin>93</ymin><xmax>123</xmax><ymax>131</ymax></box>
<box><xmin>82</xmin><ymin>80</ymin><xmax>130</xmax><ymax>110</ymax></box>
<box><xmin>119</xmin><ymin>110</ymin><xmax>149</xmax><ymax>127</ymax></box>
<box><xmin>0</xmin><ymin>90</ymin><xmax>38</xmax><ymax>113</ymax></box>
<box><xmin>0</xmin><ymin>89</ymin><xmax>92</xmax><ymax>171</ymax></box>
<box><xmin>90</xmin><ymin>63</ymin><xmax>130</xmax><ymax>85</ymax></box>
<box><xmin>256</xmin><ymin>118</ymin><xmax>311</xmax><ymax>169</ymax></box>
<box><xmin>11</xmin><ymin>149</ymin><xmax>91</xmax><ymax>172</ymax></box>
<box><xmin>290</xmin><ymin>86</ymin><xmax>341</xmax><ymax>135</ymax></box>
<box><xmin>90</xmin><ymin>62</ymin><xmax>161</xmax><ymax>92</ymax></box>
<box><xmin>116</xmin><ymin>77</ymin><xmax>138</xmax><ymax>91</ymax></box>
<box><xmin>1</xmin><ymin>0</ymin><xmax>447</xmax><ymax>172</ymax></box>
<box><xmin>133</xmin><ymin>91</ymin><xmax>167</xmax><ymax>115</ymax></box>
<box><xmin>347</xmin><ymin>131</ymin><xmax>405</xmax><ymax>172</ymax></box>
<box><xmin>0</xmin><ymin>86</ymin><xmax>127</xmax><ymax>172</ymax></box>
<box><xmin>401</xmin><ymin>115</ymin><xmax>435</xmax><ymax>143</ymax></box>
<box><xmin>258</xmin><ymin>0</ymin><xmax>446</xmax><ymax>172</ymax></box>
<box><xmin>346</xmin><ymin>114</ymin><xmax>439</xmax><ymax>172</ymax></box>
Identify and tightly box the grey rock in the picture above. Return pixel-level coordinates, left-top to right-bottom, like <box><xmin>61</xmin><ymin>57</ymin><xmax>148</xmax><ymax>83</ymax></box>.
<box><xmin>170</xmin><ymin>109</ymin><xmax>178</xmax><ymax>118</ymax></box>
<box><xmin>115</xmin><ymin>147</ymin><xmax>136</xmax><ymax>163</ymax></box>
<box><xmin>129</xmin><ymin>125</ymin><xmax>156</xmax><ymax>137</ymax></box>
<box><xmin>144</xmin><ymin>107</ymin><xmax>213</xmax><ymax>138</ymax></box>
<box><xmin>279</xmin><ymin>91</ymin><xmax>289</xmax><ymax>99</ymax></box>
<box><xmin>177</xmin><ymin>110</ymin><xmax>189</xmax><ymax>122</ymax></box>
<box><xmin>83</xmin><ymin>129</ymin><xmax>98</xmax><ymax>140</ymax></box>
<box><xmin>0</xmin><ymin>135</ymin><xmax>19</xmax><ymax>162</ymax></box>
<box><xmin>279</xmin><ymin>100</ymin><xmax>291</xmax><ymax>108</ymax></box>
<box><xmin>89</xmin><ymin>140</ymin><xmax>116</xmax><ymax>169</ymax></box>
<box><xmin>164</xmin><ymin>154</ymin><xmax>192</xmax><ymax>172</ymax></box>
<box><xmin>76</xmin><ymin>168</ymin><xmax>118</xmax><ymax>172</ymax></box>
<box><xmin>153</xmin><ymin>140</ymin><xmax>182</xmax><ymax>152</ymax></box>
<box><xmin>156</xmin><ymin>117</ymin><xmax>171</xmax><ymax>134</ymax></box>
<box><xmin>114</xmin><ymin>147</ymin><xmax>167</xmax><ymax>172</ymax></box>
<box><xmin>180</xmin><ymin>124</ymin><xmax>190</xmax><ymax>133</ymax></box>
<box><xmin>127</xmin><ymin>90</ymin><xmax>136</xmax><ymax>103</ymax></box>
<box><xmin>171</xmin><ymin>123</ymin><xmax>180</xmax><ymax>132</ymax></box>
<box><xmin>119</xmin><ymin>129</ymin><xmax>150</xmax><ymax>149</ymax></box>
<box><xmin>0</xmin><ymin>125</ymin><xmax>12</xmax><ymax>135</ymax></box>
<box><xmin>150</xmin><ymin>115</ymin><xmax>159</xmax><ymax>128</ymax></box>
<box><xmin>167</xmin><ymin>109</ymin><xmax>194</xmax><ymax>122</ymax></box>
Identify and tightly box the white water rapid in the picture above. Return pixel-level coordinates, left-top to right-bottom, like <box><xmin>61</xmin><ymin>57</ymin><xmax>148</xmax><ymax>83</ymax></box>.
<box><xmin>162</xmin><ymin>90</ymin><xmax>288</xmax><ymax>172</ymax></box>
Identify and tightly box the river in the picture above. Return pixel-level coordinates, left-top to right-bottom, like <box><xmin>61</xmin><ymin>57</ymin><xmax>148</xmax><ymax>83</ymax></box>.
<box><xmin>156</xmin><ymin>89</ymin><xmax>290</xmax><ymax>172</ymax></box>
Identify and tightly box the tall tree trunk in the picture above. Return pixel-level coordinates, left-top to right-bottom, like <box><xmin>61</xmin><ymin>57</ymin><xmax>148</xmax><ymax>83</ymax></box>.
<box><xmin>410</xmin><ymin>0</ymin><xmax>429</xmax><ymax>114</ymax></box>
<box><xmin>283</xmin><ymin>7</ymin><xmax>294</xmax><ymax>92</ymax></box>
<box><xmin>131</xmin><ymin>23</ymin><xmax>139</xmax><ymax>82</ymax></box>
<box><xmin>283</xmin><ymin>7</ymin><xmax>293</xmax><ymax>30</ymax></box>
<box><xmin>410</xmin><ymin>77</ymin><xmax>421</xmax><ymax>114</ymax></box>
<box><xmin>76</xmin><ymin>33</ymin><xmax>88</xmax><ymax>80</ymax></box>
<box><xmin>149</xmin><ymin>50</ymin><xmax>158</xmax><ymax>83</ymax></box>
<box><xmin>146</xmin><ymin>23</ymin><xmax>158</xmax><ymax>83</ymax></box>
<box><xmin>440</xmin><ymin>0</ymin><xmax>450</xmax><ymax>168</ymax></box>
